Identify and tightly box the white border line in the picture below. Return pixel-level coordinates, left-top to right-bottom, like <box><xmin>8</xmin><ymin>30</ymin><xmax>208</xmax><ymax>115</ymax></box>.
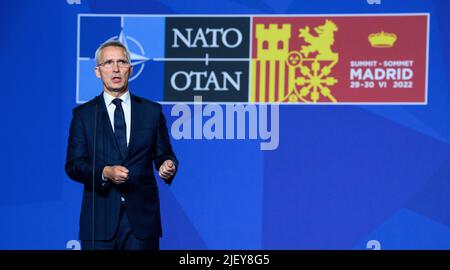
<box><xmin>248</xmin><ymin>16</ymin><xmax>253</xmax><ymax>103</ymax></box>
<box><xmin>76</xmin><ymin>14</ymin><xmax>81</xmax><ymax>104</ymax></box>
<box><xmin>425</xmin><ymin>13</ymin><xmax>430</xmax><ymax>105</ymax></box>
<box><xmin>158</xmin><ymin>102</ymin><xmax>428</xmax><ymax>106</ymax></box>
<box><xmin>76</xmin><ymin>13</ymin><xmax>430</xmax><ymax>105</ymax></box>
<box><xmin>78</xmin><ymin>13</ymin><xmax>430</xmax><ymax>17</ymax></box>
<box><xmin>153</xmin><ymin>58</ymin><xmax>249</xmax><ymax>61</ymax></box>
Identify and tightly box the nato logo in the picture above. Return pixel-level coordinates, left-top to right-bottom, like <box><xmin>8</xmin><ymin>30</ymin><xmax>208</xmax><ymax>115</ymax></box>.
<box><xmin>77</xmin><ymin>15</ymin><xmax>165</xmax><ymax>103</ymax></box>
<box><xmin>77</xmin><ymin>15</ymin><xmax>250</xmax><ymax>104</ymax></box>
<box><xmin>164</xmin><ymin>17</ymin><xmax>250</xmax><ymax>102</ymax></box>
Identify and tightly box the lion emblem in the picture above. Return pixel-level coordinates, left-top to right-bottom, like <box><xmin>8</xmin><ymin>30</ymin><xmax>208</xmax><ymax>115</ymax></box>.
<box><xmin>298</xmin><ymin>20</ymin><xmax>338</xmax><ymax>61</ymax></box>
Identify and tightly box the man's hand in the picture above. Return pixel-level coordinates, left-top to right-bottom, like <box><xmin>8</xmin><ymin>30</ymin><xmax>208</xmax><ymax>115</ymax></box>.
<box><xmin>159</xmin><ymin>160</ymin><xmax>176</xmax><ymax>180</ymax></box>
<box><xmin>103</xmin><ymin>165</ymin><xmax>129</xmax><ymax>185</ymax></box>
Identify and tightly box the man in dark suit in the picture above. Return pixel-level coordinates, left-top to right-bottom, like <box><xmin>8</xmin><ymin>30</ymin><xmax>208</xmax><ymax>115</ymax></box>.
<box><xmin>65</xmin><ymin>40</ymin><xmax>178</xmax><ymax>250</ymax></box>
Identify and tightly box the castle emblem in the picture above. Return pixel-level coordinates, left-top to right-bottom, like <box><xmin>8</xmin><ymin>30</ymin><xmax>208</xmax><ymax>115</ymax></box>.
<box><xmin>251</xmin><ymin>20</ymin><xmax>340</xmax><ymax>103</ymax></box>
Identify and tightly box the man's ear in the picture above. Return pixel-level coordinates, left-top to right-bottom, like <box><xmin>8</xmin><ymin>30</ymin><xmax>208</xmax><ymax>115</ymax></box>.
<box><xmin>95</xmin><ymin>66</ymin><xmax>101</xmax><ymax>78</ymax></box>
<box><xmin>129</xmin><ymin>65</ymin><xmax>133</xmax><ymax>76</ymax></box>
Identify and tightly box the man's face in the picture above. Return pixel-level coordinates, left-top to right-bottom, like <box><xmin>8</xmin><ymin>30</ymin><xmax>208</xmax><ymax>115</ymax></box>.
<box><xmin>95</xmin><ymin>46</ymin><xmax>133</xmax><ymax>94</ymax></box>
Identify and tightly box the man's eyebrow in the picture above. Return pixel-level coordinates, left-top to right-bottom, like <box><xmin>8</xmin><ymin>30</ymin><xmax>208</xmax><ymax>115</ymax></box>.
<box><xmin>102</xmin><ymin>58</ymin><xmax>128</xmax><ymax>62</ymax></box>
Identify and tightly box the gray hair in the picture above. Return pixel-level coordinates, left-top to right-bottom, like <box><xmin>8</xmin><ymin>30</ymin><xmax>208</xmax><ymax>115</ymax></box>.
<box><xmin>94</xmin><ymin>40</ymin><xmax>131</xmax><ymax>65</ymax></box>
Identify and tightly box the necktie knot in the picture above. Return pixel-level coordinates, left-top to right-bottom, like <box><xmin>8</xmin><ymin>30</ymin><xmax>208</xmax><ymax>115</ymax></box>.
<box><xmin>112</xmin><ymin>98</ymin><xmax>122</xmax><ymax>107</ymax></box>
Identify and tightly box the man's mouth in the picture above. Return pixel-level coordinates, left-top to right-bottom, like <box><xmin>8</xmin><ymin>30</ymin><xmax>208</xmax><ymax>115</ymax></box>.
<box><xmin>111</xmin><ymin>76</ymin><xmax>122</xmax><ymax>83</ymax></box>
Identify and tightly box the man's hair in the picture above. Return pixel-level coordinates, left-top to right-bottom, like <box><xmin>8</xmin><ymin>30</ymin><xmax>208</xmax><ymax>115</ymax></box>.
<box><xmin>95</xmin><ymin>40</ymin><xmax>131</xmax><ymax>65</ymax></box>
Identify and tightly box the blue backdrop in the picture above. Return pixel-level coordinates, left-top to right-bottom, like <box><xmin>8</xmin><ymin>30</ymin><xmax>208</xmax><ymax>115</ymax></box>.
<box><xmin>1</xmin><ymin>0</ymin><xmax>450</xmax><ymax>250</ymax></box>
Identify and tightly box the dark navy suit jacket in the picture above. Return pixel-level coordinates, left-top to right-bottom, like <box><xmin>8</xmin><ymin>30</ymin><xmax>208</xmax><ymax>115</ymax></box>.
<box><xmin>65</xmin><ymin>93</ymin><xmax>178</xmax><ymax>240</ymax></box>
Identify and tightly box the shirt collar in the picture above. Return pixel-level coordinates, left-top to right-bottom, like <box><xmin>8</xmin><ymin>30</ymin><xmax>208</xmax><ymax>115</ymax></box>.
<box><xmin>103</xmin><ymin>90</ymin><xmax>131</xmax><ymax>107</ymax></box>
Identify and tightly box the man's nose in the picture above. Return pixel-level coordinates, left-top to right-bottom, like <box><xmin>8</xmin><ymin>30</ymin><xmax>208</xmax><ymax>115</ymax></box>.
<box><xmin>112</xmin><ymin>62</ymin><xmax>120</xmax><ymax>72</ymax></box>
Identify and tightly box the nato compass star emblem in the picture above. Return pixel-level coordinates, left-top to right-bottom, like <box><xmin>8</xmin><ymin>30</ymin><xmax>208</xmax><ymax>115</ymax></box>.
<box><xmin>106</xmin><ymin>29</ymin><xmax>150</xmax><ymax>81</ymax></box>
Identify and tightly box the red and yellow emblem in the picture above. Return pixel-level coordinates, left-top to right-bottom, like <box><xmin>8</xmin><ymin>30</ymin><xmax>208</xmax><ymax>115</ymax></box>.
<box><xmin>251</xmin><ymin>15</ymin><xmax>428</xmax><ymax>104</ymax></box>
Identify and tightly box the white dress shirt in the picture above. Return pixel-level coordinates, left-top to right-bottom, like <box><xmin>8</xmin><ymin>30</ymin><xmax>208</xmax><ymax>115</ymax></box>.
<box><xmin>103</xmin><ymin>90</ymin><xmax>131</xmax><ymax>145</ymax></box>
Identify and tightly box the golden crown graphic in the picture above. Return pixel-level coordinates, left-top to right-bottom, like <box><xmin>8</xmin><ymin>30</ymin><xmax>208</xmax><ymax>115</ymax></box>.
<box><xmin>368</xmin><ymin>31</ymin><xmax>397</xmax><ymax>48</ymax></box>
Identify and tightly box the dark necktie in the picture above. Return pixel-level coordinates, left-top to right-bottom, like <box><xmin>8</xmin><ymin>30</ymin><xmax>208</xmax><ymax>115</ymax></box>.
<box><xmin>112</xmin><ymin>98</ymin><xmax>128</xmax><ymax>158</ymax></box>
